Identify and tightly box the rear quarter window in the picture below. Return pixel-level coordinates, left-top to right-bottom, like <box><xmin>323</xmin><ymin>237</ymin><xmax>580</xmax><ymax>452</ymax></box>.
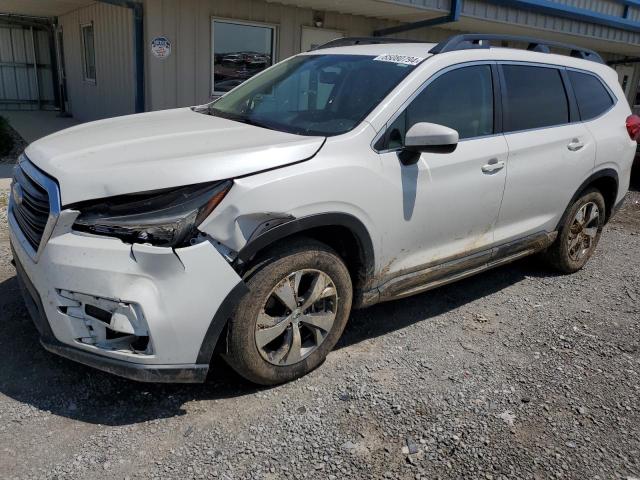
<box><xmin>568</xmin><ymin>70</ymin><xmax>614</xmax><ymax>121</ymax></box>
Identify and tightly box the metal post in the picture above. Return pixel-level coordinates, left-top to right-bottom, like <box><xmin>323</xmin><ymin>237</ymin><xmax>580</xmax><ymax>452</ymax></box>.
<box><xmin>30</xmin><ymin>26</ymin><xmax>41</xmax><ymax>109</ymax></box>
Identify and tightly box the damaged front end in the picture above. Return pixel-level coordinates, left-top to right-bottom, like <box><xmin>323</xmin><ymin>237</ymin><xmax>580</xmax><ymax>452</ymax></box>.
<box><xmin>72</xmin><ymin>180</ymin><xmax>232</xmax><ymax>248</ymax></box>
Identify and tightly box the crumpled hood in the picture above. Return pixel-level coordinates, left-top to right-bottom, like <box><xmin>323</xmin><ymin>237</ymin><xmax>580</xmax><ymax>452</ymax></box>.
<box><xmin>25</xmin><ymin>107</ymin><xmax>325</xmax><ymax>206</ymax></box>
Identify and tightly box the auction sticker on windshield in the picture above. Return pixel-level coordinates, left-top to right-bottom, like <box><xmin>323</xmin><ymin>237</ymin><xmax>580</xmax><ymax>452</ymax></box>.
<box><xmin>373</xmin><ymin>54</ymin><xmax>424</xmax><ymax>66</ymax></box>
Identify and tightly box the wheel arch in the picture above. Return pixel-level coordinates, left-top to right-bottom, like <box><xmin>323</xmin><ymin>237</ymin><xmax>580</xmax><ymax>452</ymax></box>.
<box><xmin>236</xmin><ymin>213</ymin><xmax>376</xmax><ymax>295</ymax></box>
<box><xmin>557</xmin><ymin>169</ymin><xmax>619</xmax><ymax>230</ymax></box>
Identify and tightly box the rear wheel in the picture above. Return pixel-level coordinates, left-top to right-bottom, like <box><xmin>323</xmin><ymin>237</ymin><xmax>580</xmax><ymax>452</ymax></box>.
<box><xmin>224</xmin><ymin>238</ymin><xmax>353</xmax><ymax>385</ymax></box>
<box><xmin>544</xmin><ymin>189</ymin><xmax>606</xmax><ymax>273</ymax></box>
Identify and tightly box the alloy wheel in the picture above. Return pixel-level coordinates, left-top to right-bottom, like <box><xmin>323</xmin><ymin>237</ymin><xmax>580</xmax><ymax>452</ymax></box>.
<box><xmin>567</xmin><ymin>201</ymin><xmax>600</xmax><ymax>262</ymax></box>
<box><xmin>255</xmin><ymin>269</ymin><xmax>338</xmax><ymax>366</ymax></box>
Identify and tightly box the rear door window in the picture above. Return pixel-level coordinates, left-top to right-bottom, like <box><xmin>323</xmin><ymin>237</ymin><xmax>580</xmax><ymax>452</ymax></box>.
<box><xmin>568</xmin><ymin>71</ymin><xmax>614</xmax><ymax>121</ymax></box>
<box><xmin>502</xmin><ymin>65</ymin><xmax>569</xmax><ymax>132</ymax></box>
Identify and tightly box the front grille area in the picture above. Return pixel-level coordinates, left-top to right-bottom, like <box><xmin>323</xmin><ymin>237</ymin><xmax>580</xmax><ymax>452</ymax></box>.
<box><xmin>12</xmin><ymin>163</ymin><xmax>52</xmax><ymax>252</ymax></box>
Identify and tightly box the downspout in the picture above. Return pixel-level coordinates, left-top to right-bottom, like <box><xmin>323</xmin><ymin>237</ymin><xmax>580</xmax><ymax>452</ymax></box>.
<box><xmin>373</xmin><ymin>0</ymin><xmax>461</xmax><ymax>37</ymax></box>
<box><xmin>98</xmin><ymin>0</ymin><xmax>145</xmax><ymax>113</ymax></box>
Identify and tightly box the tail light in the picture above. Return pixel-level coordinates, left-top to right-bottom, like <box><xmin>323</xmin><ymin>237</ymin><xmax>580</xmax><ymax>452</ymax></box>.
<box><xmin>627</xmin><ymin>114</ymin><xmax>640</xmax><ymax>141</ymax></box>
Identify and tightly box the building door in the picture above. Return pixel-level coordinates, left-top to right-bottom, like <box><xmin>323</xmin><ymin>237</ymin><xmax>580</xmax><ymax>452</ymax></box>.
<box><xmin>300</xmin><ymin>27</ymin><xmax>344</xmax><ymax>52</ymax></box>
<box><xmin>0</xmin><ymin>22</ymin><xmax>57</xmax><ymax>110</ymax></box>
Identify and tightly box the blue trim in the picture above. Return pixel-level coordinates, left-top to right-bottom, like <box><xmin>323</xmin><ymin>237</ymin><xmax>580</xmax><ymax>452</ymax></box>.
<box><xmin>373</xmin><ymin>0</ymin><xmax>460</xmax><ymax>36</ymax></box>
<box><xmin>486</xmin><ymin>0</ymin><xmax>640</xmax><ymax>33</ymax></box>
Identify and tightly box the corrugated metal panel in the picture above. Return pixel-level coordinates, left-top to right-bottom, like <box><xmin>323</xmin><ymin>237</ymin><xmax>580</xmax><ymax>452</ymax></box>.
<box><xmin>384</xmin><ymin>0</ymin><xmax>451</xmax><ymax>11</ymax></box>
<box><xmin>629</xmin><ymin>6</ymin><xmax>640</xmax><ymax>22</ymax></box>
<box><xmin>461</xmin><ymin>0</ymin><xmax>640</xmax><ymax>45</ymax></box>
<box><xmin>59</xmin><ymin>2</ymin><xmax>135</xmax><ymax>122</ymax></box>
<box><xmin>390</xmin><ymin>0</ymin><xmax>628</xmax><ymax>17</ymax></box>
<box><xmin>0</xmin><ymin>23</ymin><xmax>55</xmax><ymax>110</ymax></box>
<box><xmin>143</xmin><ymin>0</ymin><xmax>457</xmax><ymax>110</ymax></box>
<box><xmin>552</xmin><ymin>0</ymin><xmax>624</xmax><ymax>18</ymax></box>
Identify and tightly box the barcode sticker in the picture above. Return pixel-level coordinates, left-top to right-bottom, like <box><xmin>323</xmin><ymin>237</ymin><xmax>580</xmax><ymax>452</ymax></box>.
<box><xmin>373</xmin><ymin>54</ymin><xmax>424</xmax><ymax>66</ymax></box>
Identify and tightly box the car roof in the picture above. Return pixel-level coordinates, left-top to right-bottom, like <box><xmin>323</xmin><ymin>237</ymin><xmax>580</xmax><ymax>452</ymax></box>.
<box><xmin>301</xmin><ymin>42</ymin><xmax>437</xmax><ymax>59</ymax></box>
<box><xmin>300</xmin><ymin>42</ymin><xmax>614</xmax><ymax>80</ymax></box>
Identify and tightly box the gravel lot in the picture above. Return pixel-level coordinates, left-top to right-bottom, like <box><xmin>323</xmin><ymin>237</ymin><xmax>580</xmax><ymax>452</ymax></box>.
<box><xmin>0</xmin><ymin>165</ymin><xmax>638</xmax><ymax>480</ymax></box>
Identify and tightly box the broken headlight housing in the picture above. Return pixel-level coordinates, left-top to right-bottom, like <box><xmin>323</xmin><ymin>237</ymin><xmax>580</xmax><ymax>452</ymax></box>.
<box><xmin>72</xmin><ymin>180</ymin><xmax>232</xmax><ymax>247</ymax></box>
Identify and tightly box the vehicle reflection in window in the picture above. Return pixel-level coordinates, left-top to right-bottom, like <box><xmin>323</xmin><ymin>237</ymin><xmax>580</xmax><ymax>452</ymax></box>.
<box><xmin>213</xmin><ymin>20</ymin><xmax>275</xmax><ymax>94</ymax></box>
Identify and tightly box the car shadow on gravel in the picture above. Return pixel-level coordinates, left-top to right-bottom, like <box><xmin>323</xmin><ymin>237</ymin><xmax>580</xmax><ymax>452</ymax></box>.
<box><xmin>337</xmin><ymin>256</ymin><xmax>551</xmax><ymax>350</ymax></box>
<box><xmin>0</xmin><ymin>255</ymin><xmax>553</xmax><ymax>427</ymax></box>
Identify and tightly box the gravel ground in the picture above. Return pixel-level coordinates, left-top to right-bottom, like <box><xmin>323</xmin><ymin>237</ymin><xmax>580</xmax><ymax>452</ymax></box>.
<box><xmin>0</xmin><ymin>119</ymin><xmax>26</xmax><ymax>164</ymax></box>
<box><xmin>0</xmin><ymin>169</ymin><xmax>638</xmax><ymax>480</ymax></box>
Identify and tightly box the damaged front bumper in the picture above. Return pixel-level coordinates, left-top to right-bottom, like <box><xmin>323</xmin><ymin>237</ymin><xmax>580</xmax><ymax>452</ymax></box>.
<box><xmin>9</xmin><ymin>208</ymin><xmax>246</xmax><ymax>383</ymax></box>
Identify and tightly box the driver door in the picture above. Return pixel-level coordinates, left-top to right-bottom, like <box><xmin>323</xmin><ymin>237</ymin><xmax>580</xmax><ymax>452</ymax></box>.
<box><xmin>376</xmin><ymin>63</ymin><xmax>508</xmax><ymax>276</ymax></box>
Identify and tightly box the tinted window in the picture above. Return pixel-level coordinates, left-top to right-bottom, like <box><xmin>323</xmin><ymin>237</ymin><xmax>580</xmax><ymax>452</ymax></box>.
<box><xmin>210</xmin><ymin>55</ymin><xmax>417</xmax><ymax>136</ymax></box>
<box><xmin>379</xmin><ymin>65</ymin><xmax>494</xmax><ymax>150</ymax></box>
<box><xmin>406</xmin><ymin>65</ymin><xmax>494</xmax><ymax>140</ymax></box>
<box><xmin>568</xmin><ymin>71</ymin><xmax>614</xmax><ymax>120</ymax></box>
<box><xmin>502</xmin><ymin>65</ymin><xmax>568</xmax><ymax>132</ymax></box>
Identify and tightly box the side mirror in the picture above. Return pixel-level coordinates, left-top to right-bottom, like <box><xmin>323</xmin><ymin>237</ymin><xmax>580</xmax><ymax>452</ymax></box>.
<box><xmin>404</xmin><ymin>122</ymin><xmax>459</xmax><ymax>152</ymax></box>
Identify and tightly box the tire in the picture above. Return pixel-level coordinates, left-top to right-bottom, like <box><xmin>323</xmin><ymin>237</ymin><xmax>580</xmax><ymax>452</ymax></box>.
<box><xmin>224</xmin><ymin>237</ymin><xmax>353</xmax><ymax>385</ymax></box>
<box><xmin>543</xmin><ymin>188</ymin><xmax>606</xmax><ymax>273</ymax></box>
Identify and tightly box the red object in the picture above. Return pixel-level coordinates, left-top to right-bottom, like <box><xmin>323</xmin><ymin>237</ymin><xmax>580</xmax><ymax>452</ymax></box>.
<box><xmin>627</xmin><ymin>114</ymin><xmax>640</xmax><ymax>141</ymax></box>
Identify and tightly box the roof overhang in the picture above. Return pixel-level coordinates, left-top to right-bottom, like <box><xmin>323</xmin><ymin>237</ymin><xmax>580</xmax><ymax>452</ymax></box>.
<box><xmin>0</xmin><ymin>0</ymin><xmax>97</xmax><ymax>17</ymax></box>
<box><xmin>266</xmin><ymin>0</ymin><xmax>447</xmax><ymax>22</ymax></box>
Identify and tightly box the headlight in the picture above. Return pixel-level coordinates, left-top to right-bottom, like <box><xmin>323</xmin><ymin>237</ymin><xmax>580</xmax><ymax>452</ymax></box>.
<box><xmin>72</xmin><ymin>181</ymin><xmax>232</xmax><ymax>247</ymax></box>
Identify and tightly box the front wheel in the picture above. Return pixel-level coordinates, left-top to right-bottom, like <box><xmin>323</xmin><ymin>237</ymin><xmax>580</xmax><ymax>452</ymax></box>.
<box><xmin>224</xmin><ymin>238</ymin><xmax>353</xmax><ymax>385</ymax></box>
<box><xmin>543</xmin><ymin>188</ymin><xmax>606</xmax><ymax>273</ymax></box>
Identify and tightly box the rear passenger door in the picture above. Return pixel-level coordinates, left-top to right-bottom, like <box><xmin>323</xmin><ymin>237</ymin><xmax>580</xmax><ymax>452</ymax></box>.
<box><xmin>494</xmin><ymin>64</ymin><xmax>596</xmax><ymax>244</ymax></box>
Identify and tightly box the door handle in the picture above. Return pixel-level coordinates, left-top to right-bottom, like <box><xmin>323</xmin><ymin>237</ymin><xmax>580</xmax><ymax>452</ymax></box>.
<box><xmin>481</xmin><ymin>159</ymin><xmax>505</xmax><ymax>173</ymax></box>
<box><xmin>567</xmin><ymin>139</ymin><xmax>584</xmax><ymax>151</ymax></box>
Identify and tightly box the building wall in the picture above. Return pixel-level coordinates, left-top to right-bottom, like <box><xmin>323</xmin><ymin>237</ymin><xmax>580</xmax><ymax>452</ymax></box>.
<box><xmin>0</xmin><ymin>21</ymin><xmax>56</xmax><ymax>110</ymax></box>
<box><xmin>142</xmin><ymin>0</ymin><xmax>459</xmax><ymax>111</ymax></box>
<box><xmin>59</xmin><ymin>1</ymin><xmax>135</xmax><ymax>122</ymax></box>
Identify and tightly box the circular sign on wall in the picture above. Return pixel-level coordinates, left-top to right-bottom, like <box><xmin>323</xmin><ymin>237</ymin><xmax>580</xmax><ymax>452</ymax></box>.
<box><xmin>151</xmin><ymin>36</ymin><xmax>172</xmax><ymax>59</ymax></box>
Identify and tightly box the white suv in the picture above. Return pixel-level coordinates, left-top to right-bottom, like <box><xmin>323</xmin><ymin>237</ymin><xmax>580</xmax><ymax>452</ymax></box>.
<box><xmin>9</xmin><ymin>34</ymin><xmax>639</xmax><ymax>385</ymax></box>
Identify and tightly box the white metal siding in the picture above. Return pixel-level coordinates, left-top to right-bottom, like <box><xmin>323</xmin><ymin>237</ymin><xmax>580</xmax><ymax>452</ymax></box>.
<box><xmin>143</xmin><ymin>0</ymin><xmax>458</xmax><ymax>111</ymax></box>
<box><xmin>0</xmin><ymin>23</ymin><xmax>55</xmax><ymax>110</ymax></box>
<box><xmin>59</xmin><ymin>2</ymin><xmax>135</xmax><ymax>122</ymax></box>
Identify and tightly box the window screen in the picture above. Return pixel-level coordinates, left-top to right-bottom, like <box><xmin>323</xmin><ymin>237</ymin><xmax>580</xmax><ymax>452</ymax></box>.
<box><xmin>502</xmin><ymin>65</ymin><xmax>569</xmax><ymax>132</ymax></box>
<box><xmin>81</xmin><ymin>24</ymin><xmax>96</xmax><ymax>82</ymax></box>
<box><xmin>568</xmin><ymin>71</ymin><xmax>614</xmax><ymax>121</ymax></box>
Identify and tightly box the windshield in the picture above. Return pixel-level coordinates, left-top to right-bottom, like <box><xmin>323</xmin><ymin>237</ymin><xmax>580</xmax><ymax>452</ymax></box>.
<box><xmin>209</xmin><ymin>54</ymin><xmax>419</xmax><ymax>136</ymax></box>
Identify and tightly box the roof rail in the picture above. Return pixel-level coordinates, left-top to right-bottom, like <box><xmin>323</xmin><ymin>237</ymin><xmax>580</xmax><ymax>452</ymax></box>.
<box><xmin>312</xmin><ymin>36</ymin><xmax>427</xmax><ymax>51</ymax></box>
<box><xmin>429</xmin><ymin>34</ymin><xmax>604</xmax><ymax>64</ymax></box>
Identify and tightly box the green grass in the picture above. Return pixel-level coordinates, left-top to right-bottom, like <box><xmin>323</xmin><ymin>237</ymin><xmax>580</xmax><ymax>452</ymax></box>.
<box><xmin>0</xmin><ymin>116</ymin><xmax>14</xmax><ymax>157</ymax></box>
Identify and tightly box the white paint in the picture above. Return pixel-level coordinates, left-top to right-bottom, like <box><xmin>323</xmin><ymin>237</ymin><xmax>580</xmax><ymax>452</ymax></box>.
<box><xmin>9</xmin><ymin>41</ymin><xmax>636</xmax><ymax>381</ymax></box>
